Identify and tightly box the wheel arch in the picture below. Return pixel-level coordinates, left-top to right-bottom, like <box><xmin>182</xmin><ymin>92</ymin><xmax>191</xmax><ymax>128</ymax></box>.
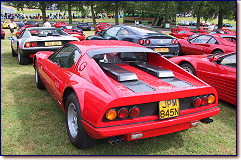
<box><xmin>178</xmin><ymin>60</ymin><xmax>193</xmax><ymax>67</ymax></box>
<box><xmin>63</xmin><ymin>87</ymin><xmax>76</xmax><ymax>112</ymax></box>
<box><xmin>212</xmin><ymin>48</ymin><xmax>224</xmax><ymax>54</ymax></box>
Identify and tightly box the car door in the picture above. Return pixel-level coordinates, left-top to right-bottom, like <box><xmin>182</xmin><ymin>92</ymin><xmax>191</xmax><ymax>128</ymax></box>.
<box><xmin>197</xmin><ymin>54</ymin><xmax>236</xmax><ymax>103</ymax></box>
<box><xmin>184</xmin><ymin>35</ymin><xmax>212</xmax><ymax>55</ymax></box>
<box><xmin>201</xmin><ymin>36</ymin><xmax>219</xmax><ymax>54</ymax></box>
<box><xmin>102</xmin><ymin>26</ymin><xmax>121</xmax><ymax>39</ymax></box>
<box><xmin>41</xmin><ymin>44</ymin><xmax>82</xmax><ymax>102</ymax></box>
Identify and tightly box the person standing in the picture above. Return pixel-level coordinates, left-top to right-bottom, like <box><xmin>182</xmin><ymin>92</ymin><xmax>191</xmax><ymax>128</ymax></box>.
<box><xmin>9</xmin><ymin>19</ymin><xmax>15</xmax><ymax>37</ymax></box>
<box><xmin>43</xmin><ymin>19</ymin><xmax>51</xmax><ymax>27</ymax></box>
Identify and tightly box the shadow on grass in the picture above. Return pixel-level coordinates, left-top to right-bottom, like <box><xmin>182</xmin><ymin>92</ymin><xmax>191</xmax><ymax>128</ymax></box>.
<box><xmin>7</xmin><ymin>74</ymin><xmax>186</xmax><ymax>155</ymax></box>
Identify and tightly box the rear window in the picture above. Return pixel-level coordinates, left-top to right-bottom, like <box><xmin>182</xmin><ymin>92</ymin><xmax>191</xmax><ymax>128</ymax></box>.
<box><xmin>29</xmin><ymin>29</ymin><xmax>68</xmax><ymax>36</ymax></box>
<box><xmin>126</xmin><ymin>26</ymin><xmax>164</xmax><ymax>35</ymax></box>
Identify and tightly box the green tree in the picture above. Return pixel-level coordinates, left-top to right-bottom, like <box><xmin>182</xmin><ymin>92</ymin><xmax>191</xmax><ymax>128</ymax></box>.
<box><xmin>56</xmin><ymin>1</ymin><xmax>84</xmax><ymax>24</ymax></box>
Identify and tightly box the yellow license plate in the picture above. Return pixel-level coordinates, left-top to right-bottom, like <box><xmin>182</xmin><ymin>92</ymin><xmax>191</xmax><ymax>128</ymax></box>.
<box><xmin>159</xmin><ymin>99</ymin><xmax>179</xmax><ymax>119</ymax></box>
<box><xmin>155</xmin><ymin>48</ymin><xmax>169</xmax><ymax>52</ymax></box>
<box><xmin>72</xmin><ymin>34</ymin><xmax>80</xmax><ymax>36</ymax></box>
<box><xmin>45</xmin><ymin>41</ymin><xmax>62</xmax><ymax>46</ymax></box>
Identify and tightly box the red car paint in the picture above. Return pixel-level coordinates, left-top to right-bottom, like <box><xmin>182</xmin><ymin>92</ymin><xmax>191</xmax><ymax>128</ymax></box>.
<box><xmin>170</xmin><ymin>31</ymin><xmax>196</xmax><ymax>39</ymax></box>
<box><xmin>52</xmin><ymin>21</ymin><xmax>67</xmax><ymax>28</ymax></box>
<box><xmin>218</xmin><ymin>28</ymin><xmax>236</xmax><ymax>36</ymax></box>
<box><xmin>63</xmin><ymin>29</ymin><xmax>85</xmax><ymax>41</ymax></box>
<box><xmin>192</xmin><ymin>27</ymin><xmax>209</xmax><ymax>33</ymax></box>
<box><xmin>171</xmin><ymin>26</ymin><xmax>190</xmax><ymax>33</ymax></box>
<box><xmin>16</xmin><ymin>25</ymin><xmax>35</xmax><ymax>37</ymax></box>
<box><xmin>34</xmin><ymin>40</ymin><xmax>219</xmax><ymax>143</ymax></box>
<box><xmin>1</xmin><ymin>28</ymin><xmax>5</xmax><ymax>39</ymax></box>
<box><xmin>169</xmin><ymin>53</ymin><xmax>236</xmax><ymax>105</ymax></box>
<box><xmin>178</xmin><ymin>34</ymin><xmax>236</xmax><ymax>55</ymax></box>
<box><xmin>95</xmin><ymin>23</ymin><xmax>111</xmax><ymax>31</ymax></box>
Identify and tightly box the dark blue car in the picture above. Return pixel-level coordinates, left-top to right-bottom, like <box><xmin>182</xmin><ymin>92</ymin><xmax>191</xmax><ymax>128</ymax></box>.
<box><xmin>76</xmin><ymin>22</ymin><xmax>91</xmax><ymax>31</ymax></box>
<box><xmin>86</xmin><ymin>25</ymin><xmax>180</xmax><ymax>58</ymax></box>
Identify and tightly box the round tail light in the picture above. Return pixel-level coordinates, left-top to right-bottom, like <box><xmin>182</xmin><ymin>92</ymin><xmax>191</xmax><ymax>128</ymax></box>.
<box><xmin>145</xmin><ymin>39</ymin><xmax>150</xmax><ymax>45</ymax></box>
<box><xmin>31</xmin><ymin>42</ymin><xmax>37</xmax><ymax>47</ymax></box>
<box><xmin>106</xmin><ymin>109</ymin><xmax>117</xmax><ymax>120</ymax></box>
<box><xmin>208</xmin><ymin>95</ymin><xmax>215</xmax><ymax>104</ymax></box>
<box><xmin>201</xmin><ymin>96</ymin><xmax>208</xmax><ymax>105</ymax></box>
<box><xmin>175</xmin><ymin>40</ymin><xmax>178</xmax><ymax>44</ymax></box>
<box><xmin>118</xmin><ymin>108</ymin><xmax>128</xmax><ymax>119</ymax></box>
<box><xmin>129</xmin><ymin>107</ymin><xmax>140</xmax><ymax>118</ymax></box>
<box><xmin>139</xmin><ymin>39</ymin><xmax>144</xmax><ymax>45</ymax></box>
<box><xmin>193</xmin><ymin>97</ymin><xmax>201</xmax><ymax>107</ymax></box>
<box><xmin>171</xmin><ymin>39</ymin><xmax>175</xmax><ymax>44</ymax></box>
<box><xmin>25</xmin><ymin>42</ymin><xmax>31</xmax><ymax>48</ymax></box>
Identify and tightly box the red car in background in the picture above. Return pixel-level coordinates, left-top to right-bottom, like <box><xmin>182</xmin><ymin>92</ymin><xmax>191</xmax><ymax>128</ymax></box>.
<box><xmin>217</xmin><ymin>28</ymin><xmax>236</xmax><ymax>36</ymax></box>
<box><xmin>178</xmin><ymin>34</ymin><xmax>236</xmax><ymax>55</ymax></box>
<box><xmin>169</xmin><ymin>52</ymin><xmax>236</xmax><ymax>105</ymax></box>
<box><xmin>63</xmin><ymin>28</ymin><xmax>85</xmax><ymax>40</ymax></box>
<box><xmin>16</xmin><ymin>25</ymin><xmax>35</xmax><ymax>37</ymax></box>
<box><xmin>33</xmin><ymin>40</ymin><xmax>219</xmax><ymax>149</ymax></box>
<box><xmin>1</xmin><ymin>28</ymin><xmax>5</xmax><ymax>39</ymax></box>
<box><xmin>170</xmin><ymin>31</ymin><xmax>199</xmax><ymax>39</ymax></box>
<box><xmin>171</xmin><ymin>26</ymin><xmax>190</xmax><ymax>33</ymax></box>
<box><xmin>52</xmin><ymin>21</ymin><xmax>67</xmax><ymax>28</ymax></box>
<box><xmin>192</xmin><ymin>27</ymin><xmax>209</xmax><ymax>33</ymax></box>
<box><xmin>95</xmin><ymin>23</ymin><xmax>111</xmax><ymax>31</ymax></box>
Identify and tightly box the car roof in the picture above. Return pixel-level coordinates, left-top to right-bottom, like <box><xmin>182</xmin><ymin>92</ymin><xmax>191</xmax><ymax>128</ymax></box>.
<box><xmin>69</xmin><ymin>40</ymin><xmax>155</xmax><ymax>56</ymax></box>
<box><xmin>26</xmin><ymin>27</ymin><xmax>60</xmax><ymax>30</ymax></box>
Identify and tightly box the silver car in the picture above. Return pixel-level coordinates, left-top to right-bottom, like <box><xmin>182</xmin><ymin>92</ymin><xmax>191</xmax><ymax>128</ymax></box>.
<box><xmin>11</xmin><ymin>27</ymin><xmax>79</xmax><ymax>65</ymax></box>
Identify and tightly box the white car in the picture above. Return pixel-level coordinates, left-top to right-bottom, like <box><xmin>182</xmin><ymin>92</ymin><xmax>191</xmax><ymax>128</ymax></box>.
<box><xmin>11</xmin><ymin>27</ymin><xmax>79</xmax><ymax>65</ymax></box>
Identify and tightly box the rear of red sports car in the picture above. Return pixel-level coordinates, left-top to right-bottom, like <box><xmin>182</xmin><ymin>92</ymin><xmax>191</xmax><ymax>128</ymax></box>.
<box><xmin>34</xmin><ymin>40</ymin><xmax>219</xmax><ymax>149</ymax></box>
<box><xmin>70</xmin><ymin>41</ymin><xmax>220</xmax><ymax>144</ymax></box>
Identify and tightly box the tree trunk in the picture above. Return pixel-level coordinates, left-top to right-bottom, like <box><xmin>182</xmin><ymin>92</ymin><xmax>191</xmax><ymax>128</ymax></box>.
<box><xmin>115</xmin><ymin>1</ymin><xmax>119</xmax><ymax>25</ymax></box>
<box><xmin>218</xmin><ymin>8</ymin><xmax>223</xmax><ymax>29</ymax></box>
<box><xmin>196</xmin><ymin>12</ymin><xmax>201</xmax><ymax>28</ymax></box>
<box><xmin>68</xmin><ymin>3</ymin><xmax>72</xmax><ymax>24</ymax></box>
<box><xmin>90</xmin><ymin>5</ymin><xmax>96</xmax><ymax>25</ymax></box>
<box><xmin>40</xmin><ymin>3</ymin><xmax>47</xmax><ymax>23</ymax></box>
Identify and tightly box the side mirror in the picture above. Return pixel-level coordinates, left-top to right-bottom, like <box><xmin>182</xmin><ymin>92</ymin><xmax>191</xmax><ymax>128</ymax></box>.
<box><xmin>209</xmin><ymin>55</ymin><xmax>215</xmax><ymax>62</ymax></box>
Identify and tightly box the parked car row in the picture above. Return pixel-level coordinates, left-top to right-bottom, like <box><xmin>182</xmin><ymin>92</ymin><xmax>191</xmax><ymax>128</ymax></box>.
<box><xmin>4</xmin><ymin>22</ymin><xmax>235</xmax><ymax>150</ymax></box>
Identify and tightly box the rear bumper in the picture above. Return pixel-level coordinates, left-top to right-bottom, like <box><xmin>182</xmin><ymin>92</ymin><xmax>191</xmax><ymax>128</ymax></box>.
<box><xmin>20</xmin><ymin>47</ymin><xmax>61</xmax><ymax>57</ymax></box>
<box><xmin>82</xmin><ymin>106</ymin><xmax>220</xmax><ymax>140</ymax></box>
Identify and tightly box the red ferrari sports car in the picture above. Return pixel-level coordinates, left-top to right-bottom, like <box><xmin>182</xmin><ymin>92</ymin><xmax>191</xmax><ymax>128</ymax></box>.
<box><xmin>216</xmin><ymin>28</ymin><xmax>236</xmax><ymax>36</ymax></box>
<box><xmin>192</xmin><ymin>27</ymin><xmax>209</xmax><ymax>33</ymax></box>
<box><xmin>95</xmin><ymin>23</ymin><xmax>111</xmax><ymax>31</ymax></box>
<box><xmin>171</xmin><ymin>26</ymin><xmax>190</xmax><ymax>33</ymax></box>
<box><xmin>33</xmin><ymin>40</ymin><xmax>219</xmax><ymax>149</ymax></box>
<box><xmin>178</xmin><ymin>34</ymin><xmax>236</xmax><ymax>55</ymax></box>
<box><xmin>169</xmin><ymin>52</ymin><xmax>236</xmax><ymax>105</ymax></box>
<box><xmin>63</xmin><ymin>28</ymin><xmax>85</xmax><ymax>41</ymax></box>
<box><xmin>52</xmin><ymin>21</ymin><xmax>67</xmax><ymax>28</ymax></box>
<box><xmin>170</xmin><ymin>31</ymin><xmax>199</xmax><ymax>39</ymax></box>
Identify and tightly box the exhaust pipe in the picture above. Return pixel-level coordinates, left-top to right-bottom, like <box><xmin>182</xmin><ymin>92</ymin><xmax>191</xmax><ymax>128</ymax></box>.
<box><xmin>108</xmin><ymin>136</ymin><xmax>124</xmax><ymax>145</ymax></box>
<box><xmin>200</xmin><ymin>118</ymin><xmax>214</xmax><ymax>124</ymax></box>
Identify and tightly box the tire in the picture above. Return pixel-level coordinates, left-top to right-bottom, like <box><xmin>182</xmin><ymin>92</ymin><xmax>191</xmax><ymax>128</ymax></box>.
<box><xmin>180</xmin><ymin>63</ymin><xmax>196</xmax><ymax>76</ymax></box>
<box><xmin>17</xmin><ymin>48</ymin><xmax>28</xmax><ymax>65</ymax></box>
<box><xmin>12</xmin><ymin>47</ymin><xmax>17</xmax><ymax>57</ymax></box>
<box><xmin>66</xmin><ymin>93</ymin><xmax>96</xmax><ymax>149</ymax></box>
<box><xmin>35</xmin><ymin>60</ymin><xmax>45</xmax><ymax>89</ymax></box>
<box><xmin>212</xmin><ymin>50</ymin><xmax>224</xmax><ymax>56</ymax></box>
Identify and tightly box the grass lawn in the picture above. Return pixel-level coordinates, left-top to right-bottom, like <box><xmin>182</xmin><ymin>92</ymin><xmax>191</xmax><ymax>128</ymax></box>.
<box><xmin>1</xmin><ymin>29</ymin><xmax>237</xmax><ymax>155</ymax></box>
